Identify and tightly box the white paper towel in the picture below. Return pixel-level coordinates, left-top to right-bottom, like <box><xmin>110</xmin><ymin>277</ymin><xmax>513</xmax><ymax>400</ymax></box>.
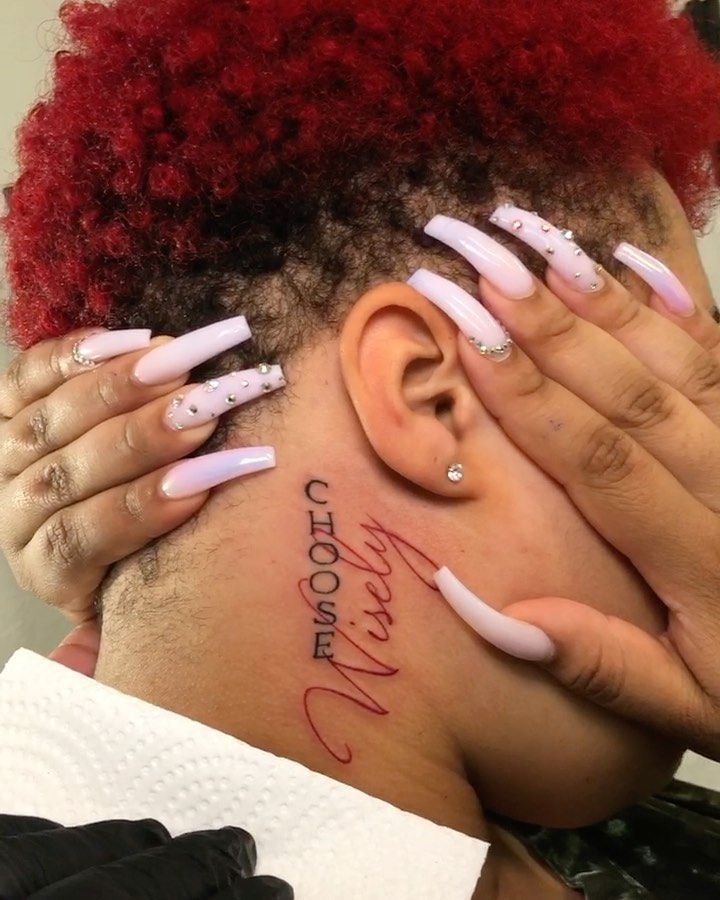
<box><xmin>0</xmin><ymin>649</ymin><xmax>487</xmax><ymax>898</ymax></box>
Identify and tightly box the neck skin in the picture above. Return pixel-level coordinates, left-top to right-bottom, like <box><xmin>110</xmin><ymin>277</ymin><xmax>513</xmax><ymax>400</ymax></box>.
<box><xmin>96</xmin><ymin>337</ymin><xmax>489</xmax><ymax>838</ymax></box>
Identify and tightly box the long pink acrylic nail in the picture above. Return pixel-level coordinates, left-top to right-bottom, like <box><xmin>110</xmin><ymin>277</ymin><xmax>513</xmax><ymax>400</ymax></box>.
<box><xmin>407</xmin><ymin>269</ymin><xmax>513</xmax><ymax>361</ymax></box>
<box><xmin>73</xmin><ymin>329</ymin><xmax>152</xmax><ymax>365</ymax></box>
<box><xmin>434</xmin><ymin>567</ymin><xmax>555</xmax><ymax>662</ymax></box>
<box><xmin>425</xmin><ymin>215</ymin><xmax>535</xmax><ymax>299</ymax></box>
<box><xmin>133</xmin><ymin>315</ymin><xmax>252</xmax><ymax>386</ymax></box>
<box><xmin>613</xmin><ymin>242</ymin><xmax>695</xmax><ymax>318</ymax></box>
<box><xmin>165</xmin><ymin>364</ymin><xmax>287</xmax><ymax>430</ymax></box>
<box><xmin>161</xmin><ymin>446</ymin><xmax>276</xmax><ymax>499</ymax></box>
<box><xmin>491</xmin><ymin>204</ymin><xmax>605</xmax><ymax>294</ymax></box>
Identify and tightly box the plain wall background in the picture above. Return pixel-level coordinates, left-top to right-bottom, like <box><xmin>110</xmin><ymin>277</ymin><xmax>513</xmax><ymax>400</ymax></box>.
<box><xmin>2</xmin><ymin>0</ymin><xmax>720</xmax><ymax>789</ymax></box>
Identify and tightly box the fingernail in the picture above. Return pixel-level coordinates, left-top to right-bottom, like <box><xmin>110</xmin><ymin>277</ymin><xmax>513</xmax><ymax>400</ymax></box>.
<box><xmin>613</xmin><ymin>242</ymin><xmax>695</xmax><ymax>318</ymax></box>
<box><xmin>425</xmin><ymin>215</ymin><xmax>535</xmax><ymax>299</ymax></box>
<box><xmin>73</xmin><ymin>329</ymin><xmax>152</xmax><ymax>366</ymax></box>
<box><xmin>133</xmin><ymin>315</ymin><xmax>252</xmax><ymax>386</ymax></box>
<box><xmin>407</xmin><ymin>269</ymin><xmax>513</xmax><ymax>361</ymax></box>
<box><xmin>490</xmin><ymin>204</ymin><xmax>605</xmax><ymax>294</ymax></box>
<box><xmin>434</xmin><ymin>567</ymin><xmax>555</xmax><ymax>662</ymax></box>
<box><xmin>161</xmin><ymin>446</ymin><xmax>276</xmax><ymax>499</ymax></box>
<box><xmin>165</xmin><ymin>364</ymin><xmax>287</xmax><ymax>430</ymax></box>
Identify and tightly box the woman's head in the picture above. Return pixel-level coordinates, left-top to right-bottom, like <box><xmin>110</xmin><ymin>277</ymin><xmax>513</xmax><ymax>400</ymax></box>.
<box><xmin>3</xmin><ymin>0</ymin><xmax>720</xmax><ymax>831</ymax></box>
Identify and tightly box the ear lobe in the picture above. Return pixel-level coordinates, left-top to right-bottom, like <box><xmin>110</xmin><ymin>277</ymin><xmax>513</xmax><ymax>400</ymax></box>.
<box><xmin>339</xmin><ymin>281</ymin><xmax>482</xmax><ymax>497</ymax></box>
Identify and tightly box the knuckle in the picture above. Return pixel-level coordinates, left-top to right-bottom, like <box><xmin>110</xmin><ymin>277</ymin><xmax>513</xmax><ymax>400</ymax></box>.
<box><xmin>530</xmin><ymin>305</ymin><xmax>577</xmax><ymax>346</ymax></box>
<box><xmin>684</xmin><ymin>354</ymin><xmax>720</xmax><ymax>402</ymax></box>
<box><xmin>3</xmin><ymin>354</ymin><xmax>29</xmax><ymax>403</ymax></box>
<box><xmin>120</xmin><ymin>481</ymin><xmax>148</xmax><ymax>524</ymax></box>
<box><xmin>26</xmin><ymin>405</ymin><xmax>53</xmax><ymax>453</ymax></box>
<box><xmin>41</xmin><ymin>513</ymin><xmax>88</xmax><ymax>570</ymax></box>
<box><xmin>33</xmin><ymin>458</ymin><xmax>76</xmax><ymax>506</ymax></box>
<box><xmin>514</xmin><ymin>363</ymin><xmax>548</xmax><ymax>400</ymax></box>
<box><xmin>94</xmin><ymin>369</ymin><xmax>122</xmax><ymax>411</ymax></box>
<box><xmin>579</xmin><ymin>424</ymin><xmax>637</xmax><ymax>485</ymax></box>
<box><xmin>118</xmin><ymin>415</ymin><xmax>151</xmax><ymax>458</ymax></box>
<box><xmin>613</xmin><ymin>379</ymin><xmax>674</xmax><ymax>431</ymax></box>
<box><xmin>565</xmin><ymin>639</ymin><xmax>626</xmax><ymax>707</ymax></box>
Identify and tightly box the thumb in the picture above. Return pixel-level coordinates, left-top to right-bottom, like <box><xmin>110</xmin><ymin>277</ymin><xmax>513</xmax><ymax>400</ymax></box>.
<box><xmin>503</xmin><ymin>595</ymin><xmax>708</xmax><ymax>745</ymax></box>
<box><xmin>48</xmin><ymin>620</ymin><xmax>100</xmax><ymax>677</ymax></box>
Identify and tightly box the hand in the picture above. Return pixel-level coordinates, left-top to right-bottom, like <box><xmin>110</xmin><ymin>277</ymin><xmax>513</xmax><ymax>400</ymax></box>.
<box><xmin>0</xmin><ymin>814</ymin><xmax>293</xmax><ymax>898</ymax></box>
<box><xmin>0</xmin><ymin>322</ymin><xmax>283</xmax><ymax>676</ymax></box>
<box><xmin>434</xmin><ymin>219</ymin><xmax>720</xmax><ymax>760</ymax></box>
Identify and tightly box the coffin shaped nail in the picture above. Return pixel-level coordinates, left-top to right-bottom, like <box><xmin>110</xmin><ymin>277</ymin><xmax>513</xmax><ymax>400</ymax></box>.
<box><xmin>425</xmin><ymin>215</ymin><xmax>535</xmax><ymax>299</ymax></box>
<box><xmin>491</xmin><ymin>204</ymin><xmax>605</xmax><ymax>294</ymax></box>
<box><xmin>613</xmin><ymin>242</ymin><xmax>695</xmax><ymax>318</ymax></box>
<box><xmin>133</xmin><ymin>315</ymin><xmax>252</xmax><ymax>386</ymax></box>
<box><xmin>407</xmin><ymin>268</ymin><xmax>513</xmax><ymax>361</ymax></box>
<box><xmin>165</xmin><ymin>364</ymin><xmax>287</xmax><ymax>430</ymax></box>
<box><xmin>434</xmin><ymin>567</ymin><xmax>555</xmax><ymax>662</ymax></box>
<box><xmin>73</xmin><ymin>329</ymin><xmax>152</xmax><ymax>366</ymax></box>
<box><xmin>161</xmin><ymin>446</ymin><xmax>276</xmax><ymax>499</ymax></box>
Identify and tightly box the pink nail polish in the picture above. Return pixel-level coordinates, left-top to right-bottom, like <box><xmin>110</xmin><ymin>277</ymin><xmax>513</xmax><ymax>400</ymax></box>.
<box><xmin>613</xmin><ymin>242</ymin><xmax>695</xmax><ymax>318</ymax></box>
<box><xmin>73</xmin><ymin>329</ymin><xmax>152</xmax><ymax>366</ymax></box>
<box><xmin>407</xmin><ymin>269</ymin><xmax>513</xmax><ymax>361</ymax></box>
<box><xmin>424</xmin><ymin>215</ymin><xmax>535</xmax><ymax>299</ymax></box>
<box><xmin>165</xmin><ymin>364</ymin><xmax>287</xmax><ymax>430</ymax></box>
<box><xmin>161</xmin><ymin>446</ymin><xmax>276</xmax><ymax>499</ymax></box>
<box><xmin>133</xmin><ymin>315</ymin><xmax>252</xmax><ymax>386</ymax></box>
<box><xmin>434</xmin><ymin>567</ymin><xmax>555</xmax><ymax>662</ymax></box>
<box><xmin>490</xmin><ymin>204</ymin><xmax>605</xmax><ymax>294</ymax></box>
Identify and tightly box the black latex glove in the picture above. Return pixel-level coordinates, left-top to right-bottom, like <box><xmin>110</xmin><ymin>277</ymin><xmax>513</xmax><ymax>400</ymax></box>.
<box><xmin>0</xmin><ymin>815</ymin><xmax>293</xmax><ymax>899</ymax></box>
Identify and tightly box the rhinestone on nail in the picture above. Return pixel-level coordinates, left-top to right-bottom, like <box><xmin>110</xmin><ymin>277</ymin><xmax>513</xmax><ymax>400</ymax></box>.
<box><xmin>574</xmin><ymin>273</ymin><xmax>582</xmax><ymax>279</ymax></box>
<box><xmin>545</xmin><ymin>246</ymin><xmax>555</xmax><ymax>255</ymax></box>
<box><xmin>541</xmin><ymin>224</ymin><xmax>551</xmax><ymax>233</ymax></box>
<box><xmin>468</xmin><ymin>335</ymin><xmax>513</xmax><ymax>358</ymax></box>
<box><xmin>188</xmin><ymin>404</ymin><xmax>198</xmax><ymax>416</ymax></box>
<box><xmin>204</xmin><ymin>379</ymin><xmax>220</xmax><ymax>392</ymax></box>
<box><xmin>512</xmin><ymin>220</ymin><xmax>523</xmax><ymax>230</ymax></box>
<box><xmin>72</xmin><ymin>341</ymin><xmax>96</xmax><ymax>368</ymax></box>
<box><xmin>594</xmin><ymin>263</ymin><xmax>603</xmax><ymax>273</ymax></box>
<box><xmin>262</xmin><ymin>382</ymin><xmax>272</xmax><ymax>392</ymax></box>
<box><xmin>241</xmin><ymin>380</ymin><xmax>250</xmax><ymax>388</ymax></box>
<box><xmin>226</xmin><ymin>394</ymin><xmax>237</xmax><ymax>404</ymax></box>
<box><xmin>173</xmin><ymin>422</ymin><xmax>184</xmax><ymax>431</ymax></box>
<box><xmin>574</xmin><ymin>248</ymin><xmax>583</xmax><ymax>256</ymax></box>
<box><xmin>562</xmin><ymin>229</ymin><xmax>574</xmax><ymax>241</ymax></box>
<box><xmin>166</xmin><ymin>396</ymin><xmax>184</xmax><ymax>419</ymax></box>
<box><xmin>490</xmin><ymin>216</ymin><xmax>499</xmax><ymax>224</ymax></box>
<box><xmin>257</xmin><ymin>363</ymin><xmax>271</xmax><ymax>374</ymax></box>
<box><xmin>447</xmin><ymin>463</ymin><xmax>464</xmax><ymax>484</ymax></box>
<box><xmin>590</xmin><ymin>282</ymin><xmax>600</xmax><ymax>291</ymax></box>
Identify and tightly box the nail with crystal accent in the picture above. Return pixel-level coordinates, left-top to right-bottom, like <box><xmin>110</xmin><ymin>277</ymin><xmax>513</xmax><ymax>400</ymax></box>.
<box><xmin>165</xmin><ymin>364</ymin><xmax>286</xmax><ymax>429</ymax></box>
<box><xmin>407</xmin><ymin>269</ymin><xmax>512</xmax><ymax>361</ymax></box>
<box><xmin>133</xmin><ymin>315</ymin><xmax>252</xmax><ymax>386</ymax></box>
<box><xmin>613</xmin><ymin>242</ymin><xmax>695</xmax><ymax>318</ymax></box>
<box><xmin>424</xmin><ymin>215</ymin><xmax>535</xmax><ymax>299</ymax></box>
<box><xmin>490</xmin><ymin>205</ymin><xmax>605</xmax><ymax>294</ymax></box>
<box><xmin>434</xmin><ymin>567</ymin><xmax>555</xmax><ymax>662</ymax></box>
<box><xmin>161</xmin><ymin>446</ymin><xmax>276</xmax><ymax>499</ymax></box>
<box><xmin>73</xmin><ymin>329</ymin><xmax>152</xmax><ymax>366</ymax></box>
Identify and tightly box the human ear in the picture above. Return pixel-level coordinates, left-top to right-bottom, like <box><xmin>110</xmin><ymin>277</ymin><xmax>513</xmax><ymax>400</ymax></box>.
<box><xmin>339</xmin><ymin>281</ymin><xmax>484</xmax><ymax>497</ymax></box>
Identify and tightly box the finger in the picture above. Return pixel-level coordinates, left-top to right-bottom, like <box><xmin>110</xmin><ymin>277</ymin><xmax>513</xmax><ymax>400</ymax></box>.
<box><xmin>434</xmin><ymin>567</ymin><xmax>719</xmax><ymax>758</ymax></box>
<box><xmin>17</xmin><ymin>467</ymin><xmax>209</xmax><ymax>617</ymax></box>
<box><xmin>7</xmin><ymin>389</ymin><xmax>218</xmax><ymax>545</ymax></box>
<box><xmin>29</xmin><ymin>827</ymin><xmax>256</xmax><ymax>900</ymax></box>
<box><xmin>213</xmin><ymin>876</ymin><xmax>294</xmax><ymax>899</ymax></box>
<box><xmin>0</xmin><ymin>819</ymin><xmax>169</xmax><ymax>898</ymax></box>
<box><xmin>456</xmin><ymin>333</ymin><xmax>720</xmax><ymax>610</ymax></box>
<box><xmin>0</xmin><ymin>336</ymin><xmax>188</xmax><ymax>477</ymax></box>
<box><xmin>48</xmin><ymin>621</ymin><xmax>101</xmax><ymax>676</ymax></box>
<box><xmin>475</xmin><ymin>276</ymin><xmax>720</xmax><ymax>509</ymax></box>
<box><xmin>0</xmin><ymin>328</ymin><xmax>152</xmax><ymax>419</ymax></box>
<box><xmin>506</xmin><ymin>597</ymin><xmax>720</xmax><ymax>758</ymax></box>
<box><xmin>613</xmin><ymin>241</ymin><xmax>720</xmax><ymax>361</ymax></box>
<box><xmin>543</xmin><ymin>266</ymin><xmax>720</xmax><ymax>426</ymax></box>
<box><xmin>17</xmin><ymin>445</ymin><xmax>275</xmax><ymax>617</ymax></box>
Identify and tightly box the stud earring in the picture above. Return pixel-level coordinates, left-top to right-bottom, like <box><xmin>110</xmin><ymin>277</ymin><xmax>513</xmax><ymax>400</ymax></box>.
<box><xmin>447</xmin><ymin>463</ymin><xmax>464</xmax><ymax>483</ymax></box>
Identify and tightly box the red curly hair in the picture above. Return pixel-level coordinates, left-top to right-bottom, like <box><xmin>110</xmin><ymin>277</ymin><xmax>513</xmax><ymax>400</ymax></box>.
<box><xmin>2</xmin><ymin>0</ymin><xmax>720</xmax><ymax>350</ymax></box>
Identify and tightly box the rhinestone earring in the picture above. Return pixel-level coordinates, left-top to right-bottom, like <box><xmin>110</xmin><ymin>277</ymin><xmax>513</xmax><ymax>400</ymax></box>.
<box><xmin>447</xmin><ymin>463</ymin><xmax>464</xmax><ymax>483</ymax></box>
